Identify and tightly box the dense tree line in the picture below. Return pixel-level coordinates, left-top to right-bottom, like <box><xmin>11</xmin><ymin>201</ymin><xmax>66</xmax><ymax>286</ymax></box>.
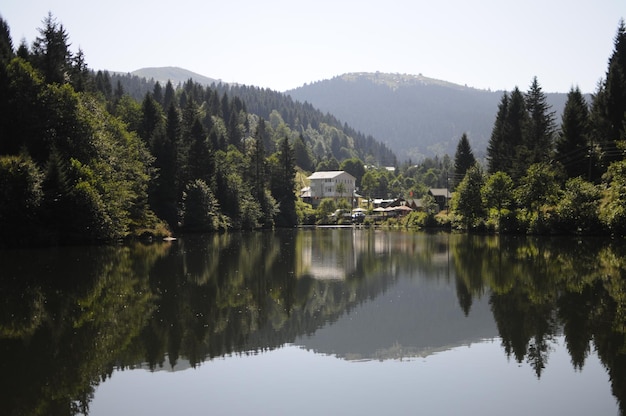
<box><xmin>449</xmin><ymin>20</ymin><xmax>626</xmax><ymax>236</ymax></box>
<box><xmin>338</xmin><ymin>20</ymin><xmax>626</xmax><ymax>237</ymax></box>
<box><xmin>106</xmin><ymin>73</ymin><xmax>398</xmax><ymax>168</ymax></box>
<box><xmin>0</xmin><ymin>13</ymin><xmax>403</xmax><ymax>246</ymax></box>
<box><xmin>3</xmin><ymin>13</ymin><xmax>626</xmax><ymax>242</ymax></box>
<box><xmin>0</xmin><ymin>13</ymin><xmax>309</xmax><ymax>245</ymax></box>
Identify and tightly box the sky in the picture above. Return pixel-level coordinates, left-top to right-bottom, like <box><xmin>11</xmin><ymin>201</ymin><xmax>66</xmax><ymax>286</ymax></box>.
<box><xmin>2</xmin><ymin>0</ymin><xmax>625</xmax><ymax>93</ymax></box>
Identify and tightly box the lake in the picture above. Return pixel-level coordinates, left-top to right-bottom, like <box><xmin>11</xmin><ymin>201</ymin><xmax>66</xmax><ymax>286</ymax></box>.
<box><xmin>0</xmin><ymin>229</ymin><xmax>624</xmax><ymax>415</ymax></box>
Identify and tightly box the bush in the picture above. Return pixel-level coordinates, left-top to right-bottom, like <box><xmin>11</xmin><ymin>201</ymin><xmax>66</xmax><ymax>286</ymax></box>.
<box><xmin>182</xmin><ymin>179</ymin><xmax>227</xmax><ymax>232</ymax></box>
<box><xmin>0</xmin><ymin>154</ymin><xmax>44</xmax><ymax>243</ymax></box>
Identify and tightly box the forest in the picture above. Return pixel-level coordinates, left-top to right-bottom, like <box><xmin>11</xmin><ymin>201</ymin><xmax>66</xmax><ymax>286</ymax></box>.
<box><xmin>0</xmin><ymin>13</ymin><xmax>395</xmax><ymax>246</ymax></box>
<box><xmin>443</xmin><ymin>19</ymin><xmax>626</xmax><ymax>236</ymax></box>
<box><xmin>1</xmin><ymin>13</ymin><xmax>626</xmax><ymax>246</ymax></box>
<box><xmin>327</xmin><ymin>19</ymin><xmax>626</xmax><ymax>238</ymax></box>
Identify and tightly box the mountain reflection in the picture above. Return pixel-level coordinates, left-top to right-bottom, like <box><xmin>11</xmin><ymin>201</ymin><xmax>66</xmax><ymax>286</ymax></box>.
<box><xmin>2</xmin><ymin>230</ymin><xmax>626</xmax><ymax>415</ymax></box>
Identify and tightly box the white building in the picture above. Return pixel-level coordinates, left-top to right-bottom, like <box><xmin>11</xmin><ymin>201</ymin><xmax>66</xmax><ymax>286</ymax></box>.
<box><xmin>306</xmin><ymin>171</ymin><xmax>356</xmax><ymax>207</ymax></box>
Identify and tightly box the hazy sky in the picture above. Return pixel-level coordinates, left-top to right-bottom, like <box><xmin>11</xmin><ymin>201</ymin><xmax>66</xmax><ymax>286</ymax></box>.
<box><xmin>3</xmin><ymin>0</ymin><xmax>625</xmax><ymax>93</ymax></box>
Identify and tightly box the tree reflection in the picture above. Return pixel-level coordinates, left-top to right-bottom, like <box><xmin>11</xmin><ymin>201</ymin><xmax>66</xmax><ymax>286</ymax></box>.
<box><xmin>0</xmin><ymin>242</ymin><xmax>168</xmax><ymax>416</ymax></box>
<box><xmin>451</xmin><ymin>234</ymin><xmax>626</xmax><ymax>412</ymax></box>
<box><xmin>3</xmin><ymin>231</ymin><xmax>626</xmax><ymax>414</ymax></box>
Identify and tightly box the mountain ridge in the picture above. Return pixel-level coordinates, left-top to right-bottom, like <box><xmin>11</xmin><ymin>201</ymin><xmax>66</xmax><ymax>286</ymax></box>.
<box><xmin>124</xmin><ymin>68</ymin><xmax>569</xmax><ymax>162</ymax></box>
<box><xmin>130</xmin><ymin>66</ymin><xmax>223</xmax><ymax>87</ymax></box>
<box><xmin>287</xmin><ymin>72</ymin><xmax>569</xmax><ymax>161</ymax></box>
<box><xmin>325</xmin><ymin>71</ymin><xmax>497</xmax><ymax>93</ymax></box>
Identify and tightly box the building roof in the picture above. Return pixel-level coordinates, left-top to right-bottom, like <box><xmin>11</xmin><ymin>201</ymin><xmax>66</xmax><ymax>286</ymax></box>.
<box><xmin>299</xmin><ymin>186</ymin><xmax>311</xmax><ymax>198</ymax></box>
<box><xmin>429</xmin><ymin>188</ymin><xmax>450</xmax><ymax>197</ymax></box>
<box><xmin>307</xmin><ymin>171</ymin><xmax>355</xmax><ymax>180</ymax></box>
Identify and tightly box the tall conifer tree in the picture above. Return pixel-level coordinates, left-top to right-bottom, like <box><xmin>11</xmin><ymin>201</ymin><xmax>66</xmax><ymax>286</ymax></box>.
<box><xmin>590</xmin><ymin>19</ymin><xmax>626</xmax><ymax>171</ymax></box>
<box><xmin>524</xmin><ymin>76</ymin><xmax>556</xmax><ymax>165</ymax></box>
<box><xmin>453</xmin><ymin>132</ymin><xmax>476</xmax><ymax>186</ymax></box>
<box><xmin>507</xmin><ymin>87</ymin><xmax>529</xmax><ymax>179</ymax></box>
<box><xmin>487</xmin><ymin>92</ymin><xmax>510</xmax><ymax>174</ymax></box>
<box><xmin>31</xmin><ymin>13</ymin><xmax>72</xmax><ymax>85</ymax></box>
<box><xmin>555</xmin><ymin>87</ymin><xmax>591</xmax><ymax>179</ymax></box>
<box><xmin>271</xmin><ymin>137</ymin><xmax>297</xmax><ymax>226</ymax></box>
<box><xmin>604</xmin><ymin>19</ymin><xmax>626</xmax><ymax>144</ymax></box>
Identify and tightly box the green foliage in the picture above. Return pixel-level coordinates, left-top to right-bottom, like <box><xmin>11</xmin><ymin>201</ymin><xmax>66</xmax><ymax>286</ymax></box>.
<box><xmin>524</xmin><ymin>77</ymin><xmax>556</xmax><ymax>165</ymax></box>
<box><xmin>3</xmin><ymin>13</ymin><xmax>626</xmax><ymax>243</ymax></box>
<box><xmin>340</xmin><ymin>157</ymin><xmax>366</xmax><ymax>187</ymax></box>
<box><xmin>487</xmin><ymin>82</ymin><xmax>556</xmax><ymax>180</ymax></box>
<box><xmin>604</xmin><ymin>19</ymin><xmax>626</xmax><ymax>144</ymax></box>
<box><xmin>554</xmin><ymin>177</ymin><xmax>602</xmax><ymax>234</ymax></box>
<box><xmin>403</xmin><ymin>210</ymin><xmax>437</xmax><ymax>228</ymax></box>
<box><xmin>483</xmin><ymin>171</ymin><xmax>514</xmax><ymax>213</ymax></box>
<box><xmin>599</xmin><ymin>160</ymin><xmax>626</xmax><ymax>235</ymax></box>
<box><xmin>482</xmin><ymin>171</ymin><xmax>514</xmax><ymax>230</ymax></box>
<box><xmin>295</xmin><ymin>194</ymin><xmax>316</xmax><ymax>224</ymax></box>
<box><xmin>555</xmin><ymin>87</ymin><xmax>592</xmax><ymax>180</ymax></box>
<box><xmin>30</xmin><ymin>12</ymin><xmax>72</xmax><ymax>85</ymax></box>
<box><xmin>0</xmin><ymin>154</ymin><xmax>43</xmax><ymax>243</ymax></box>
<box><xmin>453</xmin><ymin>132</ymin><xmax>476</xmax><ymax>183</ymax></box>
<box><xmin>269</xmin><ymin>137</ymin><xmax>297</xmax><ymax>227</ymax></box>
<box><xmin>515</xmin><ymin>163</ymin><xmax>560</xmax><ymax>214</ymax></box>
<box><xmin>316</xmin><ymin>198</ymin><xmax>336</xmax><ymax>221</ymax></box>
<box><xmin>451</xmin><ymin>165</ymin><xmax>485</xmax><ymax>230</ymax></box>
<box><xmin>182</xmin><ymin>179</ymin><xmax>226</xmax><ymax>231</ymax></box>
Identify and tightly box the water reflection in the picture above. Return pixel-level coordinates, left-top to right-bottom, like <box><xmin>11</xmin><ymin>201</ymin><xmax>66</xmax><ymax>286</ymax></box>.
<box><xmin>1</xmin><ymin>231</ymin><xmax>626</xmax><ymax>415</ymax></box>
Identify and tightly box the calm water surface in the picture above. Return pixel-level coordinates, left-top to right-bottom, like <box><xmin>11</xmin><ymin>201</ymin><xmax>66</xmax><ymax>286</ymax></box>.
<box><xmin>1</xmin><ymin>229</ymin><xmax>624</xmax><ymax>415</ymax></box>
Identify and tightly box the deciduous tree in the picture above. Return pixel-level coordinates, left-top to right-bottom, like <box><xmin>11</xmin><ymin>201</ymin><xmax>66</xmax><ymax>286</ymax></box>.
<box><xmin>451</xmin><ymin>165</ymin><xmax>485</xmax><ymax>230</ymax></box>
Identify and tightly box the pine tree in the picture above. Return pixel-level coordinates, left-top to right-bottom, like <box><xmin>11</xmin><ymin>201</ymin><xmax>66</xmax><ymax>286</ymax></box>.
<box><xmin>486</xmin><ymin>88</ymin><xmax>528</xmax><ymax>179</ymax></box>
<box><xmin>150</xmin><ymin>104</ymin><xmax>180</xmax><ymax>226</ymax></box>
<box><xmin>507</xmin><ymin>87</ymin><xmax>529</xmax><ymax>179</ymax></box>
<box><xmin>31</xmin><ymin>13</ymin><xmax>72</xmax><ymax>85</ymax></box>
<box><xmin>138</xmin><ymin>94</ymin><xmax>163</xmax><ymax>146</ymax></box>
<box><xmin>163</xmin><ymin>80</ymin><xmax>175</xmax><ymax>112</ymax></box>
<box><xmin>605</xmin><ymin>19</ymin><xmax>626</xmax><ymax>143</ymax></box>
<box><xmin>294</xmin><ymin>133</ymin><xmax>315</xmax><ymax>172</ymax></box>
<box><xmin>0</xmin><ymin>17</ymin><xmax>14</xmax><ymax>66</ymax></box>
<box><xmin>555</xmin><ymin>87</ymin><xmax>592</xmax><ymax>179</ymax></box>
<box><xmin>70</xmin><ymin>48</ymin><xmax>90</xmax><ymax>92</ymax></box>
<box><xmin>270</xmin><ymin>137</ymin><xmax>297</xmax><ymax>226</ymax></box>
<box><xmin>524</xmin><ymin>77</ymin><xmax>556</xmax><ymax>165</ymax></box>
<box><xmin>487</xmin><ymin>92</ymin><xmax>510</xmax><ymax>174</ymax></box>
<box><xmin>0</xmin><ymin>17</ymin><xmax>14</xmax><ymax>151</ymax></box>
<box><xmin>187</xmin><ymin>118</ymin><xmax>213</xmax><ymax>187</ymax></box>
<box><xmin>590</xmin><ymin>19</ymin><xmax>626</xmax><ymax>171</ymax></box>
<box><xmin>453</xmin><ymin>132</ymin><xmax>476</xmax><ymax>185</ymax></box>
<box><xmin>152</xmin><ymin>81</ymin><xmax>163</xmax><ymax>107</ymax></box>
<box><xmin>95</xmin><ymin>70</ymin><xmax>112</xmax><ymax>100</ymax></box>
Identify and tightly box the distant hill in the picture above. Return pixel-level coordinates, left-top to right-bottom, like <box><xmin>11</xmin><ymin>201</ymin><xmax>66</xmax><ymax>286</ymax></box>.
<box><xmin>109</xmin><ymin>68</ymin><xmax>397</xmax><ymax>166</ymax></box>
<box><xmin>130</xmin><ymin>66</ymin><xmax>223</xmax><ymax>87</ymax></box>
<box><xmin>287</xmin><ymin>72</ymin><xmax>569</xmax><ymax>161</ymax></box>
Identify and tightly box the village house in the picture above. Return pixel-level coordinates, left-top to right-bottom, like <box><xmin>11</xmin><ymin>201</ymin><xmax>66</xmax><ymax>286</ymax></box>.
<box><xmin>303</xmin><ymin>171</ymin><xmax>357</xmax><ymax>208</ymax></box>
<box><xmin>428</xmin><ymin>188</ymin><xmax>451</xmax><ymax>212</ymax></box>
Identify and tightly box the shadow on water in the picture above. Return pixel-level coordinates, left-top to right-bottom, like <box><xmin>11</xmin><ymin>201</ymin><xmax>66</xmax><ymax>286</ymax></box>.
<box><xmin>1</xmin><ymin>230</ymin><xmax>626</xmax><ymax>415</ymax></box>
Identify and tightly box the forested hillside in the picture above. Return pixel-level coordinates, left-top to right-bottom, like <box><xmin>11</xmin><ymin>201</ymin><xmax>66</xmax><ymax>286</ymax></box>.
<box><xmin>445</xmin><ymin>20</ymin><xmax>626</xmax><ymax>236</ymax></box>
<box><xmin>287</xmin><ymin>72</ymin><xmax>569</xmax><ymax>161</ymax></box>
<box><xmin>108</xmin><ymin>68</ymin><xmax>397</xmax><ymax>167</ymax></box>
<box><xmin>0</xmin><ymin>14</ymin><xmax>397</xmax><ymax>246</ymax></box>
<box><xmin>2</xmin><ymin>12</ymin><xmax>626</xmax><ymax>245</ymax></box>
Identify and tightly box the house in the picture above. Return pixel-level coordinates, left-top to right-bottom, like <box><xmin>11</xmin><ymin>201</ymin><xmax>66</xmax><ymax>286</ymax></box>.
<box><xmin>305</xmin><ymin>171</ymin><xmax>357</xmax><ymax>207</ymax></box>
<box><xmin>428</xmin><ymin>188</ymin><xmax>451</xmax><ymax>212</ymax></box>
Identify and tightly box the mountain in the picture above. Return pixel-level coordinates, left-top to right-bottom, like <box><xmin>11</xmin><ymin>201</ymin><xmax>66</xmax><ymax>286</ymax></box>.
<box><xmin>287</xmin><ymin>72</ymin><xmax>569</xmax><ymax>161</ymax></box>
<box><xmin>110</xmin><ymin>68</ymin><xmax>397</xmax><ymax>166</ymax></box>
<box><xmin>130</xmin><ymin>66</ymin><xmax>223</xmax><ymax>87</ymax></box>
